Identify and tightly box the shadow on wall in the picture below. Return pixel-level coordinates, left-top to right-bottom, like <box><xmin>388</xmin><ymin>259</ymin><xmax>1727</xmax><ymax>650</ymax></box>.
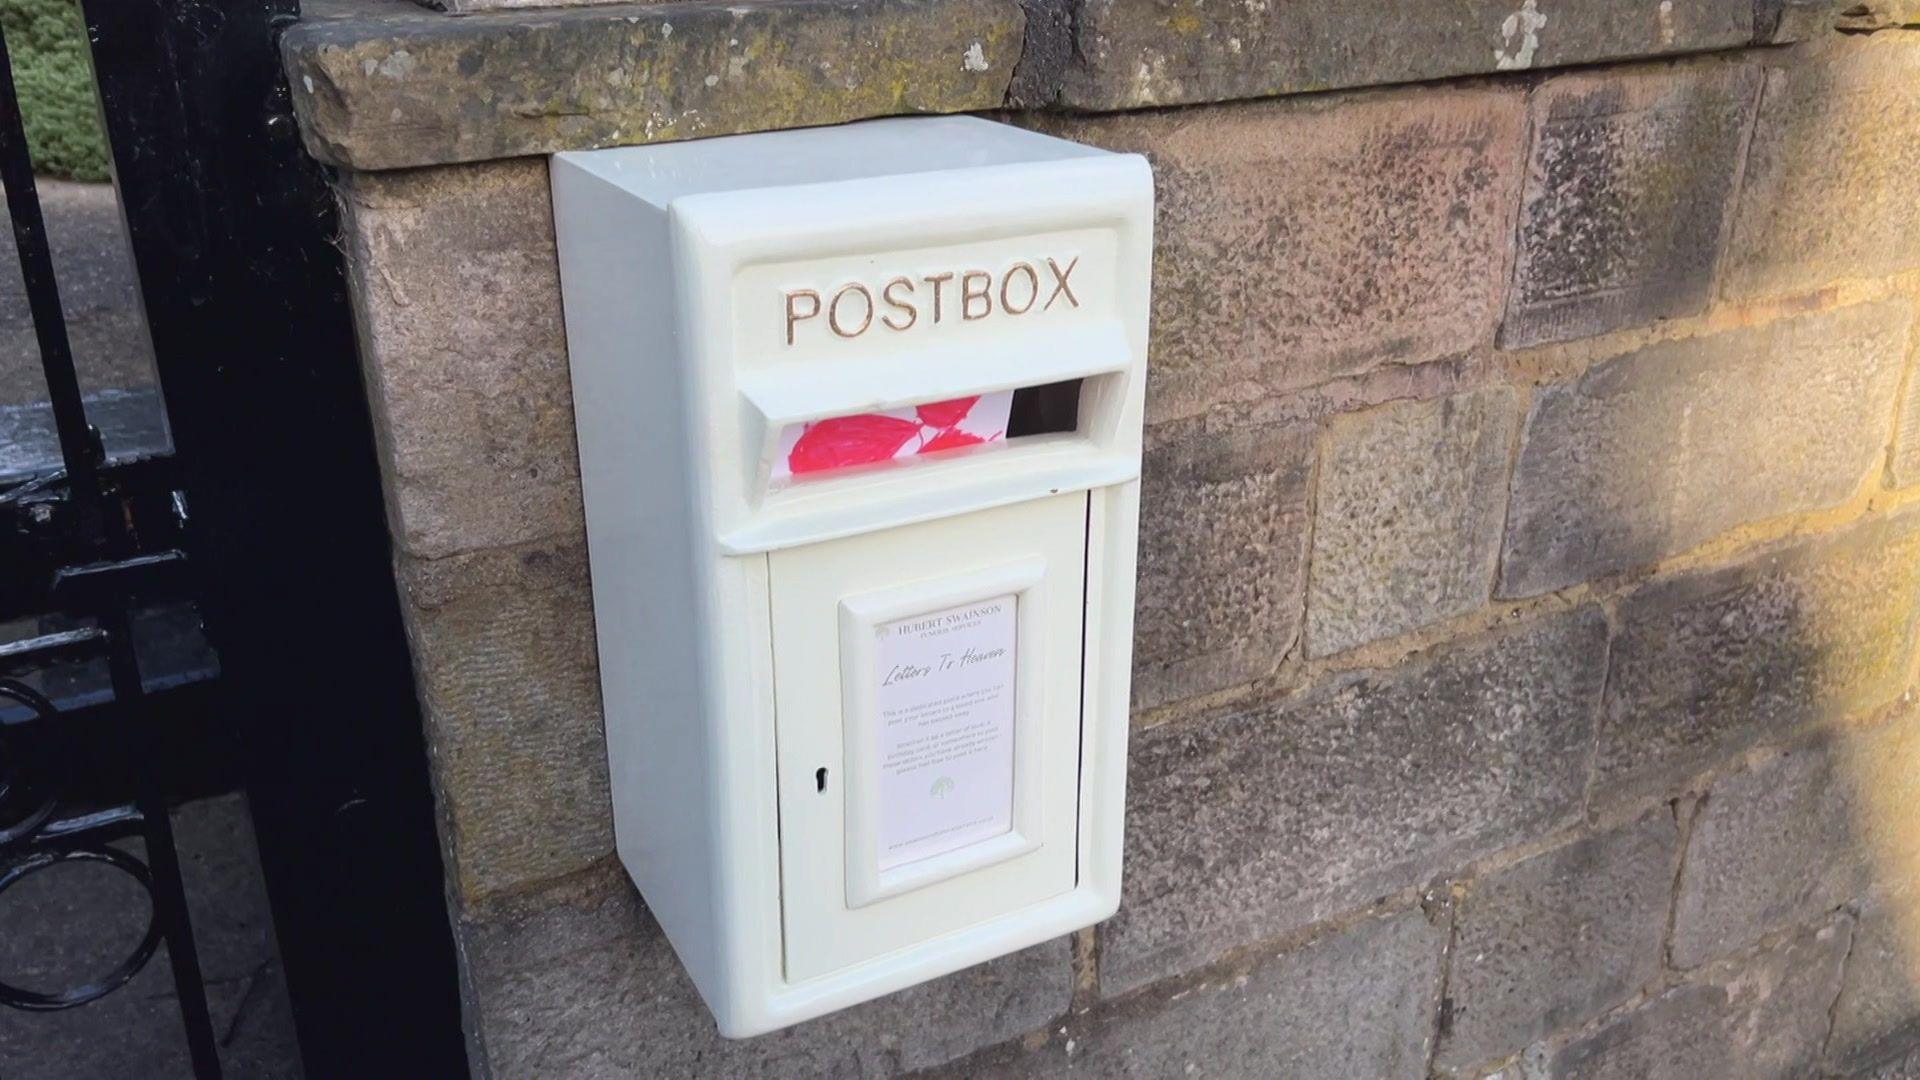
<box><xmin>1517</xmin><ymin>26</ymin><xmax>1920</xmax><ymax>1074</ymax></box>
<box><xmin>1706</xmin><ymin>28</ymin><xmax>1920</xmax><ymax>1072</ymax></box>
<box><xmin>1074</xmin><ymin>24</ymin><xmax>1920</xmax><ymax>1079</ymax></box>
<box><xmin>1835</xmin><ymin>714</ymin><xmax>1920</xmax><ymax>1070</ymax></box>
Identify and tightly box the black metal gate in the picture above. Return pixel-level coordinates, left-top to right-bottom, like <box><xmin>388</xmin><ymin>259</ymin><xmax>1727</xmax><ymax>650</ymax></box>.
<box><xmin>0</xmin><ymin>1</ymin><xmax>468</xmax><ymax>1075</ymax></box>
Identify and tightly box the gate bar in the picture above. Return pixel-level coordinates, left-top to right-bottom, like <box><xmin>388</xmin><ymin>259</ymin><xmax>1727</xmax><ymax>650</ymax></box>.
<box><xmin>0</xmin><ymin>24</ymin><xmax>102</xmax><ymax>517</ymax></box>
<box><xmin>0</xmin><ymin>19</ymin><xmax>223</xmax><ymax>1079</ymax></box>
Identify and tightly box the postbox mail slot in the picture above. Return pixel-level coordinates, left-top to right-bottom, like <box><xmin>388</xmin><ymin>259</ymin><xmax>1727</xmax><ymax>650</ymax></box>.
<box><xmin>738</xmin><ymin>322</ymin><xmax>1133</xmax><ymax>452</ymax></box>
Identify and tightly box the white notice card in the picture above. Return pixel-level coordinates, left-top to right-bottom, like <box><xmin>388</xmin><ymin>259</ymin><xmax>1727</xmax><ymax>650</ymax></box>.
<box><xmin>873</xmin><ymin>595</ymin><xmax>1018</xmax><ymax>871</ymax></box>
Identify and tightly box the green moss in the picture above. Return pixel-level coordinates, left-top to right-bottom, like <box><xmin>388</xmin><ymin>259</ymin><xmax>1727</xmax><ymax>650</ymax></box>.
<box><xmin>0</xmin><ymin>0</ymin><xmax>108</xmax><ymax>181</ymax></box>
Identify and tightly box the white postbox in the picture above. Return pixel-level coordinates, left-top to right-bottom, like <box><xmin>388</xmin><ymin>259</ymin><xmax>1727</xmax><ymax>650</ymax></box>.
<box><xmin>550</xmin><ymin>116</ymin><xmax>1152</xmax><ymax>1037</ymax></box>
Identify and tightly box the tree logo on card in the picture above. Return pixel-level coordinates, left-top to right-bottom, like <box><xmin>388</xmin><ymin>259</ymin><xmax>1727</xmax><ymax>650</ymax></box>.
<box><xmin>929</xmin><ymin>776</ymin><xmax>955</xmax><ymax>799</ymax></box>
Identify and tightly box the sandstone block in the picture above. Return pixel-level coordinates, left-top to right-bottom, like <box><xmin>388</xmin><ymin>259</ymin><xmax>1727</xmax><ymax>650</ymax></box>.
<box><xmin>961</xmin><ymin>909</ymin><xmax>1444</xmax><ymax>1078</ymax></box>
<box><xmin>1131</xmin><ymin>422</ymin><xmax>1313</xmax><ymax>711</ymax></box>
<box><xmin>1892</xmin><ymin>359</ymin><xmax>1920</xmax><ymax>490</ymax></box>
<box><xmin>1725</xmin><ymin>34</ymin><xmax>1920</xmax><ymax>300</ymax></box>
<box><xmin>1764</xmin><ymin>0</ymin><xmax>1865</xmax><ymax>39</ymax></box>
<box><xmin>1833</xmin><ymin>700</ymin><xmax>1920</xmax><ymax>904</ymax></box>
<box><xmin>1542</xmin><ymin>916</ymin><xmax>1850</xmax><ymax>1079</ymax></box>
<box><xmin>1436</xmin><ymin>810</ymin><xmax>1679</xmax><ymax>1073</ymax></box>
<box><xmin>1597</xmin><ymin>512</ymin><xmax>1920</xmax><ymax>800</ymax></box>
<box><xmin>398</xmin><ymin>537</ymin><xmax>613</xmax><ymax>902</ymax></box>
<box><xmin>1826</xmin><ymin>705</ymin><xmax>1920</xmax><ymax>1070</ymax></box>
<box><xmin>1499</xmin><ymin>301</ymin><xmax>1912</xmax><ymax>597</ymax></box>
<box><xmin>1501</xmin><ymin>59</ymin><xmax>1761</xmax><ymax>348</ymax></box>
<box><xmin>1038</xmin><ymin>87</ymin><xmax>1524</xmax><ymax>424</ymax></box>
<box><xmin>1103</xmin><ymin>606</ymin><xmax>1606</xmax><ymax>994</ymax></box>
<box><xmin>285</xmin><ymin>0</ymin><xmax>1022</xmax><ymax>170</ymax></box>
<box><xmin>1671</xmin><ymin>742</ymin><xmax>1867</xmax><ymax>967</ymax></box>
<box><xmin>1830</xmin><ymin>891</ymin><xmax>1920</xmax><ymax>1072</ymax></box>
<box><xmin>1835</xmin><ymin>0</ymin><xmax>1920</xmax><ymax>26</ymax></box>
<box><xmin>1863</xmin><ymin>1046</ymin><xmax>1920</xmax><ymax>1080</ymax></box>
<box><xmin>1059</xmin><ymin>0</ymin><xmax>1753</xmax><ymax>112</ymax></box>
<box><xmin>458</xmin><ymin>871</ymin><xmax>1073</xmax><ymax>1077</ymax></box>
<box><xmin>339</xmin><ymin>161</ymin><xmax>585</xmax><ymax>561</ymax></box>
<box><xmin>1307</xmin><ymin>387</ymin><xmax>1516</xmax><ymax>657</ymax></box>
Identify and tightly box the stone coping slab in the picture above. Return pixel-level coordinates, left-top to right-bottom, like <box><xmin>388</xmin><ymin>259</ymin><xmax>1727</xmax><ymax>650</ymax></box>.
<box><xmin>283</xmin><ymin>0</ymin><xmax>1856</xmax><ymax>171</ymax></box>
<box><xmin>282</xmin><ymin>0</ymin><xmax>1024</xmax><ymax>170</ymax></box>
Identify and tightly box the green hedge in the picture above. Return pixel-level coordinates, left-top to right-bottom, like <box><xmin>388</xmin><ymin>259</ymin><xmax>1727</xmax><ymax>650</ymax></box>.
<box><xmin>1</xmin><ymin>0</ymin><xmax>108</xmax><ymax>181</ymax></box>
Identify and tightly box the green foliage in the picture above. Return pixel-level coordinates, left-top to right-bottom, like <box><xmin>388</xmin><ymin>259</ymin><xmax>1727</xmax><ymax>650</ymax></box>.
<box><xmin>0</xmin><ymin>0</ymin><xmax>108</xmax><ymax>181</ymax></box>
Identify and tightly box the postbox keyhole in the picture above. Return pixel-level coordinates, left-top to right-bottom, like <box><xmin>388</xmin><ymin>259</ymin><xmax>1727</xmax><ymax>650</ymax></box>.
<box><xmin>816</xmin><ymin>767</ymin><xmax>828</xmax><ymax>793</ymax></box>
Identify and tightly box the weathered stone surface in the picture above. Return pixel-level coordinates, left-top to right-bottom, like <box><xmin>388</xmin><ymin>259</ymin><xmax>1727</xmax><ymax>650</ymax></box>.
<box><xmin>948</xmin><ymin>909</ymin><xmax>1444</xmax><ymax>1078</ymax></box>
<box><xmin>1104</xmin><ymin>606</ymin><xmax>1606</xmax><ymax>994</ymax></box>
<box><xmin>1436</xmin><ymin>810</ymin><xmax>1679</xmax><ymax>1072</ymax></box>
<box><xmin>1006</xmin><ymin>0</ymin><xmax>1072</xmax><ymax>108</ymax></box>
<box><xmin>458</xmin><ymin>868</ymin><xmax>1073</xmax><ymax>1077</ymax></box>
<box><xmin>1671</xmin><ymin>742</ymin><xmax>1868</xmax><ymax>967</ymax></box>
<box><xmin>1307</xmin><ymin>387</ymin><xmax>1516</xmax><ymax>657</ymax></box>
<box><xmin>1597</xmin><ymin>512</ymin><xmax>1920</xmax><ymax>801</ymax></box>
<box><xmin>1500</xmin><ymin>301</ymin><xmax>1913</xmax><ymax>597</ymax></box>
<box><xmin>1833</xmin><ymin>700</ymin><xmax>1920</xmax><ymax>915</ymax></box>
<box><xmin>1543</xmin><ymin>915</ymin><xmax>1851</xmax><ymax>1080</ymax></box>
<box><xmin>1897</xmin><ymin>369</ymin><xmax>1920</xmax><ymax>490</ymax></box>
<box><xmin>1725</xmin><ymin>34</ymin><xmax>1920</xmax><ymax>300</ymax></box>
<box><xmin>282</xmin><ymin>0</ymin><xmax>1882</xmax><ymax>168</ymax></box>
<box><xmin>1501</xmin><ymin>58</ymin><xmax>1761</xmax><ymax>348</ymax></box>
<box><xmin>339</xmin><ymin>160</ymin><xmax>583</xmax><ymax>561</ymax></box>
<box><xmin>1764</xmin><ymin>0</ymin><xmax>1867</xmax><ymax>39</ymax></box>
<box><xmin>1831</xmin><ymin>892</ymin><xmax>1920</xmax><ymax>1072</ymax></box>
<box><xmin>1863</xmin><ymin>1045</ymin><xmax>1920</xmax><ymax>1080</ymax></box>
<box><xmin>398</xmin><ymin>536</ymin><xmax>613</xmax><ymax>903</ymax></box>
<box><xmin>1828</xmin><ymin>706</ymin><xmax>1920</xmax><ymax>1071</ymax></box>
<box><xmin>1059</xmin><ymin>0</ymin><xmax>1754</xmax><ymax>112</ymax></box>
<box><xmin>1131</xmin><ymin>422</ymin><xmax>1313</xmax><ymax>711</ymax></box>
<box><xmin>1040</xmin><ymin>88</ymin><xmax>1524</xmax><ymax>424</ymax></box>
<box><xmin>284</xmin><ymin>0</ymin><xmax>1022</xmax><ymax>170</ymax></box>
<box><xmin>1834</xmin><ymin>0</ymin><xmax>1920</xmax><ymax>27</ymax></box>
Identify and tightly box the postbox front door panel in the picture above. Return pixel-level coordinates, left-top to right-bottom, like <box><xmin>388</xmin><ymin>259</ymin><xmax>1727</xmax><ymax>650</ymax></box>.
<box><xmin>769</xmin><ymin>494</ymin><xmax>1087</xmax><ymax>982</ymax></box>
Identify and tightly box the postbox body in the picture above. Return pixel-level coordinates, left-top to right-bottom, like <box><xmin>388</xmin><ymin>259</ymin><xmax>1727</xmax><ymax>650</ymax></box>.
<box><xmin>550</xmin><ymin>117</ymin><xmax>1152</xmax><ymax>1036</ymax></box>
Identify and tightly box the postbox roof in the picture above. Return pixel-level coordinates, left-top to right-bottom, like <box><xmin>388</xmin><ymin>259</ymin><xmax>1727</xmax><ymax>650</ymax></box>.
<box><xmin>553</xmin><ymin>116</ymin><xmax>1112</xmax><ymax>207</ymax></box>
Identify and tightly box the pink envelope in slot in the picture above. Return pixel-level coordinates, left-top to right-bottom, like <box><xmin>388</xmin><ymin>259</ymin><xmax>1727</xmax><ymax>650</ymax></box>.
<box><xmin>772</xmin><ymin>391</ymin><xmax>1015</xmax><ymax>483</ymax></box>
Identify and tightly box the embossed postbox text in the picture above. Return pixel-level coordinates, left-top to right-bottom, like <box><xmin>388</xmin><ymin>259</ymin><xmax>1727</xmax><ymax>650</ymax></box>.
<box><xmin>783</xmin><ymin>257</ymin><xmax>1081</xmax><ymax>345</ymax></box>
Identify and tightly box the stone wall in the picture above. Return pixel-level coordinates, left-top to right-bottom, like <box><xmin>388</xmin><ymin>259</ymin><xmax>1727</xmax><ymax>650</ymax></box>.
<box><xmin>293</xmin><ymin>2</ymin><xmax>1920</xmax><ymax>1075</ymax></box>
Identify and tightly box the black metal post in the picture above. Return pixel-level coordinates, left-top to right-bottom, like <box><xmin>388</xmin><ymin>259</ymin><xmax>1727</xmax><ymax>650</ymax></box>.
<box><xmin>100</xmin><ymin>601</ymin><xmax>223</xmax><ymax>1077</ymax></box>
